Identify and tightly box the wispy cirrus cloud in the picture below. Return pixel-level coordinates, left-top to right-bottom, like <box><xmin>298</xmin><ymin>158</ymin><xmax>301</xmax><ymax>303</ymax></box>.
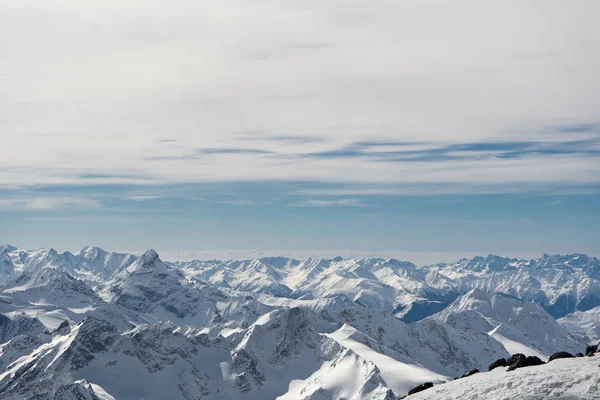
<box><xmin>302</xmin><ymin>136</ymin><xmax>600</xmax><ymax>163</ymax></box>
<box><xmin>289</xmin><ymin>198</ymin><xmax>364</xmax><ymax>207</ymax></box>
<box><xmin>214</xmin><ymin>199</ymin><xmax>256</xmax><ymax>206</ymax></box>
<box><xmin>237</xmin><ymin>132</ymin><xmax>323</xmax><ymax>144</ymax></box>
<box><xmin>122</xmin><ymin>195</ymin><xmax>165</xmax><ymax>201</ymax></box>
<box><xmin>0</xmin><ymin>196</ymin><xmax>102</xmax><ymax>211</ymax></box>
<box><xmin>0</xmin><ymin>0</ymin><xmax>599</xmax><ymax>196</ymax></box>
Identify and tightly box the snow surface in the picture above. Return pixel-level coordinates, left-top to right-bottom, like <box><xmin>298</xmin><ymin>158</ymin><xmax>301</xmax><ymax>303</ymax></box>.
<box><xmin>488</xmin><ymin>326</ymin><xmax>548</xmax><ymax>361</ymax></box>
<box><xmin>326</xmin><ymin>324</ymin><xmax>447</xmax><ymax>394</ymax></box>
<box><xmin>409</xmin><ymin>355</ymin><xmax>600</xmax><ymax>400</ymax></box>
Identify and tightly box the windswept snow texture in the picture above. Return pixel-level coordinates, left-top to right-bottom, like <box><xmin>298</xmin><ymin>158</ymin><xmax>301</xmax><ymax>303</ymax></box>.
<box><xmin>408</xmin><ymin>355</ymin><xmax>600</xmax><ymax>400</ymax></box>
<box><xmin>0</xmin><ymin>245</ymin><xmax>597</xmax><ymax>399</ymax></box>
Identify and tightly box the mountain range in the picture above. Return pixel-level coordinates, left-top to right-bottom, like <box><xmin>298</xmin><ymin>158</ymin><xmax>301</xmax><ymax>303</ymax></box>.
<box><xmin>0</xmin><ymin>245</ymin><xmax>597</xmax><ymax>399</ymax></box>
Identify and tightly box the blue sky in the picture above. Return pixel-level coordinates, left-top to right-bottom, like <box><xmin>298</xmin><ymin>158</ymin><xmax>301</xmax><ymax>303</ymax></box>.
<box><xmin>2</xmin><ymin>181</ymin><xmax>599</xmax><ymax>263</ymax></box>
<box><xmin>1</xmin><ymin>0</ymin><xmax>599</xmax><ymax>263</ymax></box>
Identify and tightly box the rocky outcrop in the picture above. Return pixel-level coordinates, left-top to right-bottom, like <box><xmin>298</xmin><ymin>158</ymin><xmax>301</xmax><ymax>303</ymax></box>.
<box><xmin>506</xmin><ymin>354</ymin><xmax>527</xmax><ymax>371</ymax></box>
<box><xmin>506</xmin><ymin>354</ymin><xmax>545</xmax><ymax>371</ymax></box>
<box><xmin>407</xmin><ymin>382</ymin><xmax>433</xmax><ymax>396</ymax></box>
<box><xmin>548</xmin><ymin>351</ymin><xmax>574</xmax><ymax>362</ymax></box>
<box><xmin>52</xmin><ymin>320</ymin><xmax>70</xmax><ymax>335</ymax></box>
<box><xmin>460</xmin><ymin>368</ymin><xmax>479</xmax><ymax>378</ymax></box>
<box><xmin>525</xmin><ymin>356</ymin><xmax>544</xmax><ymax>367</ymax></box>
<box><xmin>0</xmin><ymin>313</ymin><xmax>45</xmax><ymax>344</ymax></box>
<box><xmin>488</xmin><ymin>358</ymin><xmax>506</xmax><ymax>371</ymax></box>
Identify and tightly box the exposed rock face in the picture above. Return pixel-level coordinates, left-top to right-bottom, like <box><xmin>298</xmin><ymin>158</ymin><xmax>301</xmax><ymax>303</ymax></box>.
<box><xmin>506</xmin><ymin>353</ymin><xmax>526</xmax><ymax>365</ymax></box>
<box><xmin>407</xmin><ymin>382</ymin><xmax>433</xmax><ymax>395</ymax></box>
<box><xmin>30</xmin><ymin>380</ymin><xmax>104</xmax><ymax>400</ymax></box>
<box><xmin>488</xmin><ymin>358</ymin><xmax>506</xmax><ymax>371</ymax></box>
<box><xmin>0</xmin><ymin>318</ymin><xmax>117</xmax><ymax>399</ymax></box>
<box><xmin>505</xmin><ymin>354</ymin><xmax>545</xmax><ymax>371</ymax></box>
<box><xmin>548</xmin><ymin>351</ymin><xmax>574</xmax><ymax>362</ymax></box>
<box><xmin>0</xmin><ymin>313</ymin><xmax>46</xmax><ymax>343</ymax></box>
<box><xmin>506</xmin><ymin>354</ymin><xmax>527</xmax><ymax>371</ymax></box>
<box><xmin>585</xmin><ymin>344</ymin><xmax>598</xmax><ymax>356</ymax></box>
<box><xmin>525</xmin><ymin>356</ymin><xmax>544</xmax><ymax>367</ymax></box>
<box><xmin>229</xmin><ymin>307</ymin><xmax>345</xmax><ymax>397</ymax></box>
<box><xmin>460</xmin><ymin>368</ymin><xmax>479</xmax><ymax>378</ymax></box>
<box><xmin>53</xmin><ymin>320</ymin><xmax>70</xmax><ymax>335</ymax></box>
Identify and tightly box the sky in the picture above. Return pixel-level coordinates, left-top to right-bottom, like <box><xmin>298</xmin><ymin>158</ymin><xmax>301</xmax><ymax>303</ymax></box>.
<box><xmin>1</xmin><ymin>0</ymin><xmax>599</xmax><ymax>264</ymax></box>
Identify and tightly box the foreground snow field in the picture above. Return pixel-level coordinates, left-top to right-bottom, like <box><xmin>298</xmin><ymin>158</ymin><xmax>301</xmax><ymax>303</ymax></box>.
<box><xmin>408</xmin><ymin>355</ymin><xmax>600</xmax><ymax>400</ymax></box>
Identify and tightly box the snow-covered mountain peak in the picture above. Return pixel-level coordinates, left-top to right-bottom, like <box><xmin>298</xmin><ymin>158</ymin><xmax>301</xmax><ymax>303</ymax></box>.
<box><xmin>460</xmin><ymin>287</ymin><xmax>491</xmax><ymax>303</ymax></box>
<box><xmin>79</xmin><ymin>245</ymin><xmax>105</xmax><ymax>256</ymax></box>
<box><xmin>78</xmin><ymin>245</ymin><xmax>110</xmax><ymax>265</ymax></box>
<box><xmin>385</xmin><ymin>258</ymin><xmax>418</xmax><ymax>269</ymax></box>
<box><xmin>0</xmin><ymin>245</ymin><xmax>17</xmax><ymax>257</ymax></box>
<box><xmin>139</xmin><ymin>248</ymin><xmax>159</xmax><ymax>262</ymax></box>
<box><xmin>121</xmin><ymin>249</ymin><xmax>170</xmax><ymax>276</ymax></box>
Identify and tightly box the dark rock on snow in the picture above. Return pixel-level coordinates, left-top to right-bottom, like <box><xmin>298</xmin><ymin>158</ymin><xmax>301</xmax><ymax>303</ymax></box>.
<box><xmin>488</xmin><ymin>358</ymin><xmax>506</xmax><ymax>371</ymax></box>
<box><xmin>525</xmin><ymin>356</ymin><xmax>545</xmax><ymax>366</ymax></box>
<box><xmin>549</xmin><ymin>352</ymin><xmax>574</xmax><ymax>362</ymax></box>
<box><xmin>506</xmin><ymin>353</ymin><xmax>525</xmax><ymax>365</ymax></box>
<box><xmin>507</xmin><ymin>354</ymin><xmax>545</xmax><ymax>371</ymax></box>
<box><xmin>383</xmin><ymin>389</ymin><xmax>397</xmax><ymax>400</ymax></box>
<box><xmin>506</xmin><ymin>354</ymin><xmax>527</xmax><ymax>371</ymax></box>
<box><xmin>53</xmin><ymin>320</ymin><xmax>70</xmax><ymax>335</ymax></box>
<box><xmin>407</xmin><ymin>382</ymin><xmax>434</xmax><ymax>396</ymax></box>
<box><xmin>460</xmin><ymin>369</ymin><xmax>480</xmax><ymax>378</ymax></box>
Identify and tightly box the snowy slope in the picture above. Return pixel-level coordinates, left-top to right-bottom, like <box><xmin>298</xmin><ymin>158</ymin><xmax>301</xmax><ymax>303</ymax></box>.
<box><xmin>432</xmin><ymin>289</ymin><xmax>586</xmax><ymax>358</ymax></box>
<box><xmin>326</xmin><ymin>324</ymin><xmax>447</xmax><ymax>394</ymax></box>
<box><xmin>277</xmin><ymin>351</ymin><xmax>396</xmax><ymax>400</ymax></box>
<box><xmin>408</xmin><ymin>355</ymin><xmax>600</xmax><ymax>400</ymax></box>
<box><xmin>558</xmin><ymin>305</ymin><xmax>600</xmax><ymax>344</ymax></box>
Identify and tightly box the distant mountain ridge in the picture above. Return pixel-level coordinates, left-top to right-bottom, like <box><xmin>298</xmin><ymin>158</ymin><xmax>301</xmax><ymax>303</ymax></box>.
<box><xmin>2</xmin><ymin>246</ymin><xmax>599</xmax><ymax>321</ymax></box>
